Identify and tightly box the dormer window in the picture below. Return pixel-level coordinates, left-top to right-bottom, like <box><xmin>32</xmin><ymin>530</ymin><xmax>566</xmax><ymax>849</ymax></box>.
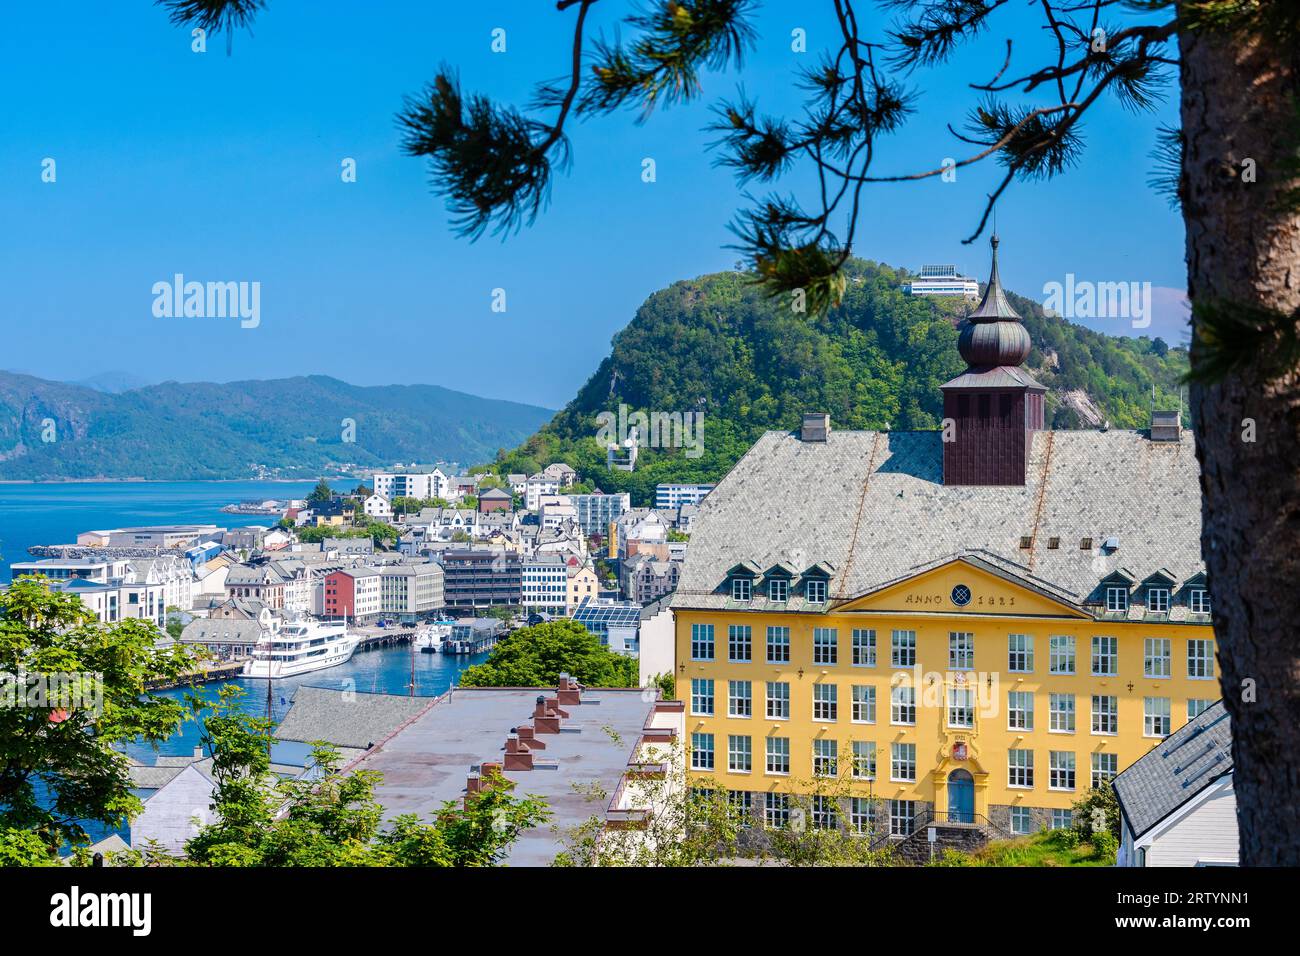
<box><xmin>1105</xmin><ymin>586</ymin><xmax>1129</xmax><ymax>613</ymax></box>
<box><xmin>1147</xmin><ymin>587</ymin><xmax>1170</xmax><ymax>612</ymax></box>
<box><xmin>806</xmin><ymin>579</ymin><xmax>827</xmax><ymax>604</ymax></box>
<box><xmin>768</xmin><ymin>578</ymin><xmax>788</xmax><ymax>602</ymax></box>
<box><xmin>732</xmin><ymin>577</ymin><xmax>753</xmax><ymax>601</ymax></box>
<box><xmin>1190</xmin><ymin>589</ymin><xmax>1211</xmax><ymax>614</ymax></box>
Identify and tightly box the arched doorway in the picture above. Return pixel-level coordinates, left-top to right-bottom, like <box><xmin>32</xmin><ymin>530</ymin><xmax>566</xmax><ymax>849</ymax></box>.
<box><xmin>947</xmin><ymin>769</ymin><xmax>974</xmax><ymax>823</ymax></box>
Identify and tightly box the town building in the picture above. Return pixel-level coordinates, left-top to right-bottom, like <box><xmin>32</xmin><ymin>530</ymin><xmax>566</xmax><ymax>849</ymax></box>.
<box><xmin>1113</xmin><ymin>700</ymin><xmax>1236</xmax><ymax>866</ymax></box>
<box><xmin>670</xmin><ymin>235</ymin><xmax>1216</xmax><ymax>847</ymax></box>
<box><xmin>574</xmin><ymin>598</ymin><xmax>643</xmax><ymax>655</ymax></box>
<box><xmin>371</xmin><ymin>469</ymin><xmax>449</xmax><ymax>502</ymax></box>
<box><xmin>522</xmin><ymin>553</ymin><xmax>569</xmax><ymax>615</ymax></box>
<box><xmin>541</xmin><ymin>462</ymin><xmax>578</xmax><ymax>487</ymax></box>
<box><xmin>620</xmin><ymin>552</ymin><xmax>681</xmax><ymax>605</ymax></box>
<box><xmin>477</xmin><ymin>487</ymin><xmax>513</xmax><ymax>514</ymax></box>
<box><xmin>525</xmin><ymin>474</ymin><xmax>561</xmax><ymax>511</ymax></box>
<box><xmin>568</xmin><ymin>491</ymin><xmax>631</xmax><ymax>537</ymax></box>
<box><xmin>363</xmin><ymin>494</ymin><xmax>393</xmax><ymax>519</ymax></box>
<box><xmin>440</xmin><ymin>549</ymin><xmax>522</xmax><ymax>609</ymax></box>
<box><xmin>322</xmin><ymin>567</ymin><xmax>382</xmax><ymax>623</ymax></box>
<box><xmin>654</xmin><ymin>483</ymin><xmax>715</xmax><ymax>510</ymax></box>
<box><xmin>378</xmin><ymin>562</ymin><xmax>445</xmax><ymax>623</ymax></box>
<box><xmin>177</xmin><ymin>618</ymin><xmax>262</xmax><ymax>661</ymax></box>
<box><xmin>903</xmin><ymin>264</ymin><xmax>980</xmax><ymax>297</ymax></box>
<box><xmin>224</xmin><ymin>564</ymin><xmax>287</xmax><ymax>611</ymax></box>
<box><xmin>566</xmin><ymin>560</ymin><xmax>600</xmax><ymax>613</ymax></box>
<box><xmin>75</xmin><ymin>525</ymin><xmax>224</xmax><ymax>549</ymax></box>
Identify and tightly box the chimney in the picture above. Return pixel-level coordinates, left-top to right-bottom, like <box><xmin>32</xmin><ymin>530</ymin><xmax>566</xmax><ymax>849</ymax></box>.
<box><xmin>801</xmin><ymin>412</ymin><xmax>830</xmax><ymax>442</ymax></box>
<box><xmin>1149</xmin><ymin>409</ymin><xmax>1182</xmax><ymax>442</ymax></box>
<box><xmin>533</xmin><ymin>694</ymin><xmax>567</xmax><ymax>733</ymax></box>
<box><xmin>503</xmin><ymin>733</ymin><xmax>534</xmax><ymax>770</ymax></box>
<box><xmin>557</xmin><ymin>672</ymin><xmax>582</xmax><ymax>706</ymax></box>
<box><xmin>516</xmin><ymin>724</ymin><xmax>545</xmax><ymax>750</ymax></box>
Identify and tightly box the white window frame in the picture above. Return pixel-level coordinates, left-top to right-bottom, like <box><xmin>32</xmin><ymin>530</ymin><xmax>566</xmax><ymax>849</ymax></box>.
<box><xmin>1144</xmin><ymin>696</ymin><xmax>1171</xmax><ymax>738</ymax></box>
<box><xmin>891</xmin><ymin>629</ymin><xmax>916</xmax><ymax>667</ymax></box>
<box><xmin>1048</xmin><ymin>692</ymin><xmax>1076</xmax><ymax>734</ymax></box>
<box><xmin>690</xmin><ymin>678</ymin><xmax>715</xmax><ymax>716</ymax></box>
<box><xmin>1105</xmin><ymin>586</ymin><xmax>1129</xmax><ymax>612</ymax></box>
<box><xmin>1091</xmin><ymin>694</ymin><xmax>1118</xmax><ymax>736</ymax></box>
<box><xmin>813</xmin><ymin>738</ymin><xmax>838</xmax><ymax>778</ymax></box>
<box><xmin>851</xmin><ymin>741</ymin><xmax>876</xmax><ymax>781</ymax></box>
<box><xmin>731</xmin><ymin>577</ymin><xmax>752</xmax><ymax>601</ymax></box>
<box><xmin>1144</xmin><ymin>637</ymin><xmax>1171</xmax><ymax>678</ymax></box>
<box><xmin>1048</xmin><ymin>750</ymin><xmax>1076</xmax><ymax>791</ymax></box>
<box><xmin>813</xmin><ymin>682</ymin><xmax>838</xmax><ymax>722</ymax></box>
<box><xmin>767</xmin><ymin>577</ymin><xmax>788</xmax><ymax>602</ymax></box>
<box><xmin>690</xmin><ymin>732</ymin><xmax>714</xmax><ymax>771</ymax></box>
<box><xmin>1049</xmin><ymin>635</ymin><xmax>1076</xmax><ymax>674</ymax></box>
<box><xmin>766</xmin><ymin>626</ymin><xmax>790</xmax><ymax>663</ymax></box>
<box><xmin>947</xmin><ymin>686</ymin><xmax>975</xmax><ymax>729</ymax></box>
<box><xmin>1091</xmin><ymin>635</ymin><xmax>1117</xmax><ymax>676</ymax></box>
<box><xmin>852</xmin><ymin>628</ymin><xmax>877</xmax><ymax>667</ymax></box>
<box><xmin>851</xmin><ymin>684</ymin><xmax>876</xmax><ymax>724</ymax></box>
<box><xmin>890</xmin><ymin>742</ymin><xmax>916</xmax><ymax>782</ymax></box>
<box><xmin>1008</xmin><ymin>748</ymin><xmax>1034</xmax><ymax>789</ymax></box>
<box><xmin>728</xmin><ymin>680</ymin><xmax>752</xmax><ymax>718</ymax></box>
<box><xmin>765</xmin><ymin>681</ymin><xmax>790</xmax><ymax>720</ymax></box>
<box><xmin>1189</xmin><ymin>588</ymin><xmax>1211</xmax><ymax>614</ymax></box>
<box><xmin>1007</xmin><ymin>633</ymin><xmax>1033</xmax><ymax>673</ymax></box>
<box><xmin>1007</xmin><ymin>690</ymin><xmax>1034</xmax><ymax>731</ymax></box>
<box><xmin>690</xmin><ymin>623</ymin><xmax>714</xmax><ymax>661</ymax></box>
<box><xmin>765</xmin><ymin>736</ymin><xmax>790</xmax><ymax>775</ymax></box>
<box><xmin>727</xmin><ymin>735</ymin><xmax>752</xmax><ymax>773</ymax></box>
<box><xmin>890</xmin><ymin>684</ymin><xmax>916</xmax><ymax>725</ymax></box>
<box><xmin>1187</xmin><ymin>639</ymin><xmax>1214</xmax><ymax>680</ymax></box>
<box><xmin>805</xmin><ymin>578</ymin><xmax>827</xmax><ymax>603</ymax></box>
<box><xmin>728</xmin><ymin>624</ymin><xmax>752</xmax><ymax>663</ymax></box>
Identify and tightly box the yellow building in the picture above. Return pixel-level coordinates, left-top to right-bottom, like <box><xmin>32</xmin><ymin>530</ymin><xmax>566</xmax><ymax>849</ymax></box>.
<box><xmin>670</xmin><ymin>236</ymin><xmax>1214</xmax><ymax>844</ymax></box>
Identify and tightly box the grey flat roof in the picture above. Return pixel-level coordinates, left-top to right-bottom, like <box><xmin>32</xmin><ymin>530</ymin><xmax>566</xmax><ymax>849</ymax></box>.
<box><xmin>344</xmin><ymin>686</ymin><xmax>656</xmax><ymax>866</ymax></box>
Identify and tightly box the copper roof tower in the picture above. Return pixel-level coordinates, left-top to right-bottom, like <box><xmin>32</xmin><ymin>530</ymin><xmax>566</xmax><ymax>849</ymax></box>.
<box><xmin>940</xmin><ymin>234</ymin><xmax>1046</xmax><ymax>486</ymax></box>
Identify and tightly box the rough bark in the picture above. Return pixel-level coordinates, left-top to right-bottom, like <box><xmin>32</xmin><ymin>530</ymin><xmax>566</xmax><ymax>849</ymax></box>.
<box><xmin>1179</xmin><ymin>6</ymin><xmax>1300</xmax><ymax>865</ymax></box>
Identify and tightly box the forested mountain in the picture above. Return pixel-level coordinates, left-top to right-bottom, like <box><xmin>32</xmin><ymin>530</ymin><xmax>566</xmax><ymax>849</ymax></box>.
<box><xmin>0</xmin><ymin>373</ymin><xmax>553</xmax><ymax>480</ymax></box>
<box><xmin>495</xmin><ymin>260</ymin><xmax>1188</xmax><ymax>505</ymax></box>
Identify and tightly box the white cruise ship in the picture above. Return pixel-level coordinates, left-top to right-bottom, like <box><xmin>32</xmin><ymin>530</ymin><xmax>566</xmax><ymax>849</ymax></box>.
<box><xmin>241</xmin><ymin>615</ymin><xmax>360</xmax><ymax>679</ymax></box>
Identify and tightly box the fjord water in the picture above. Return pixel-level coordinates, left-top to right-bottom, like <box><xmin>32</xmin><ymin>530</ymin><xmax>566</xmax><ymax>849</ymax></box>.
<box><xmin>1</xmin><ymin>480</ymin><xmax>490</xmax><ymax>846</ymax></box>
<box><xmin>0</xmin><ymin>479</ymin><xmax>323</xmax><ymax>579</ymax></box>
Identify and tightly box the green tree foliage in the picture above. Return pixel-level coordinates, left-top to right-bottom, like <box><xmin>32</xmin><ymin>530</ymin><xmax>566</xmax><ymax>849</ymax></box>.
<box><xmin>0</xmin><ymin>578</ymin><xmax>193</xmax><ymax>851</ymax></box>
<box><xmin>179</xmin><ymin>686</ymin><xmax>548</xmax><ymax>867</ymax></box>
<box><xmin>306</xmin><ymin>479</ymin><xmax>333</xmax><ymax>503</ymax></box>
<box><xmin>497</xmin><ymin>264</ymin><xmax>1188</xmax><ymax>504</ymax></box>
<box><xmin>458</xmin><ymin>620</ymin><xmax>638</xmax><ymax>688</ymax></box>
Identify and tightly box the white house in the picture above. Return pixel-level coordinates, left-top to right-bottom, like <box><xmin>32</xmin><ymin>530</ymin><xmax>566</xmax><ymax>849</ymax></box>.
<box><xmin>363</xmin><ymin>493</ymin><xmax>393</xmax><ymax>519</ymax></box>
<box><xmin>525</xmin><ymin>474</ymin><xmax>561</xmax><ymax>511</ymax></box>
<box><xmin>1113</xmin><ymin>700</ymin><xmax>1238</xmax><ymax>867</ymax></box>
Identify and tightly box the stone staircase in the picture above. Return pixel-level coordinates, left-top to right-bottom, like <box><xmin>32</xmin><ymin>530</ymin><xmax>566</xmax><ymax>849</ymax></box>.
<box><xmin>873</xmin><ymin>809</ymin><xmax>1011</xmax><ymax>865</ymax></box>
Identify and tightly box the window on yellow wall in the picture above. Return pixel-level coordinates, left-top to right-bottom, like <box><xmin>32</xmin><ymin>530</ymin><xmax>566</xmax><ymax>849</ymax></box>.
<box><xmin>766</xmin><ymin>626</ymin><xmax>790</xmax><ymax>663</ymax></box>
<box><xmin>813</xmin><ymin>628</ymin><xmax>838</xmax><ymax>665</ymax></box>
<box><xmin>949</xmin><ymin>632</ymin><xmax>974</xmax><ymax>670</ymax></box>
<box><xmin>766</xmin><ymin>737</ymin><xmax>790</xmax><ymax>775</ymax></box>
<box><xmin>1049</xmin><ymin>751</ymin><xmax>1076</xmax><ymax>790</ymax></box>
<box><xmin>947</xmin><ymin>687</ymin><xmax>974</xmax><ymax>728</ymax></box>
<box><xmin>1008</xmin><ymin>633</ymin><xmax>1033</xmax><ymax>672</ymax></box>
<box><xmin>813</xmin><ymin>739</ymin><xmax>838</xmax><ymax>777</ymax></box>
<box><xmin>891</xmin><ymin>685</ymin><xmax>916</xmax><ymax>725</ymax></box>
<box><xmin>1091</xmin><ymin>636</ymin><xmax>1118</xmax><ymax>676</ymax></box>
<box><xmin>892</xmin><ymin>630</ymin><xmax>916</xmax><ymax>667</ymax></box>
<box><xmin>852</xmin><ymin>741</ymin><xmax>876</xmax><ymax>780</ymax></box>
<box><xmin>1091</xmin><ymin>695</ymin><xmax>1118</xmax><ymax>735</ymax></box>
<box><xmin>1048</xmin><ymin>693</ymin><xmax>1076</xmax><ymax>733</ymax></box>
<box><xmin>1187</xmin><ymin>639</ymin><xmax>1214</xmax><ymax>679</ymax></box>
<box><xmin>813</xmin><ymin>683</ymin><xmax>838</xmax><ymax>721</ymax></box>
<box><xmin>1008</xmin><ymin>691</ymin><xmax>1034</xmax><ymax>730</ymax></box>
<box><xmin>1144</xmin><ymin>638</ymin><xmax>1171</xmax><ymax>678</ymax></box>
<box><xmin>1049</xmin><ymin>635</ymin><xmax>1075</xmax><ymax>674</ymax></box>
<box><xmin>766</xmin><ymin>682</ymin><xmax>790</xmax><ymax>720</ymax></box>
<box><xmin>1008</xmin><ymin>748</ymin><xmax>1034</xmax><ymax>788</ymax></box>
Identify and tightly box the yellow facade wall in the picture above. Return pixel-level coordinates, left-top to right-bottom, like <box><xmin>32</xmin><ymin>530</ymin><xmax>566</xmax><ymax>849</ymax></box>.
<box><xmin>673</xmin><ymin>563</ymin><xmax>1217</xmax><ymax>823</ymax></box>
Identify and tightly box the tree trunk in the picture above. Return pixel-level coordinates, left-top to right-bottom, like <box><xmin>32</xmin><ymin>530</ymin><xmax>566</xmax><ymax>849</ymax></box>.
<box><xmin>1179</xmin><ymin>8</ymin><xmax>1300</xmax><ymax>865</ymax></box>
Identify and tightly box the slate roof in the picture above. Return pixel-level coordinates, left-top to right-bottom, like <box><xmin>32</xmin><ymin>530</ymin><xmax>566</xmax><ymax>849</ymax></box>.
<box><xmin>178</xmin><ymin>619</ymin><xmax>262</xmax><ymax>644</ymax></box>
<box><xmin>274</xmin><ymin>685</ymin><xmax>432</xmax><ymax>750</ymax></box>
<box><xmin>1112</xmin><ymin>700</ymin><xmax>1232</xmax><ymax>839</ymax></box>
<box><xmin>673</xmin><ymin>428</ymin><xmax>1204</xmax><ymax>612</ymax></box>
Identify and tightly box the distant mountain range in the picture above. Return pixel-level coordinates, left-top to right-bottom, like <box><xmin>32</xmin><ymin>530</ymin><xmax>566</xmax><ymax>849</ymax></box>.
<box><xmin>0</xmin><ymin>372</ymin><xmax>554</xmax><ymax>481</ymax></box>
<box><xmin>496</xmin><ymin>259</ymin><xmax>1190</xmax><ymax>505</ymax></box>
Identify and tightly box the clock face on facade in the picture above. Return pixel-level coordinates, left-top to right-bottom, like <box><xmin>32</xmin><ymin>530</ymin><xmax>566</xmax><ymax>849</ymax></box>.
<box><xmin>951</xmin><ymin>584</ymin><xmax>972</xmax><ymax>607</ymax></box>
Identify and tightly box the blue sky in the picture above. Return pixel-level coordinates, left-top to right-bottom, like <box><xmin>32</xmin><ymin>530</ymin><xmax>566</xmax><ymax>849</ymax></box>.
<box><xmin>0</xmin><ymin>1</ymin><xmax>1187</xmax><ymax>408</ymax></box>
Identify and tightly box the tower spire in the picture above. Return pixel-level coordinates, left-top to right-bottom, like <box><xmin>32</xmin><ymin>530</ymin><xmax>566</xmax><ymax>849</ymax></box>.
<box><xmin>957</xmin><ymin>233</ymin><xmax>1030</xmax><ymax>367</ymax></box>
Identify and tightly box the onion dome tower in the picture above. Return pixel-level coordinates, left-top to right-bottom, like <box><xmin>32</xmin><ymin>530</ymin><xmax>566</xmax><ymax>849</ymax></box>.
<box><xmin>940</xmin><ymin>234</ymin><xmax>1047</xmax><ymax>486</ymax></box>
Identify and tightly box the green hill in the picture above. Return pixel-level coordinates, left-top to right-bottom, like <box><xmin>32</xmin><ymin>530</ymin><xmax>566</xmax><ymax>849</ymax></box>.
<box><xmin>0</xmin><ymin>373</ymin><xmax>554</xmax><ymax>480</ymax></box>
<box><xmin>495</xmin><ymin>260</ymin><xmax>1188</xmax><ymax>505</ymax></box>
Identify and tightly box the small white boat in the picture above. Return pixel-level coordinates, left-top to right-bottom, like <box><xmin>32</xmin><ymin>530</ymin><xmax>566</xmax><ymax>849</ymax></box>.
<box><xmin>242</xmin><ymin>612</ymin><xmax>360</xmax><ymax>679</ymax></box>
<box><xmin>414</xmin><ymin>621</ymin><xmax>453</xmax><ymax>654</ymax></box>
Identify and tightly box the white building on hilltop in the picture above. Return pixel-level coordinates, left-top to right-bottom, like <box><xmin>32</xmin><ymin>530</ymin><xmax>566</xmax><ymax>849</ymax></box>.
<box><xmin>903</xmin><ymin>264</ymin><xmax>980</xmax><ymax>297</ymax></box>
